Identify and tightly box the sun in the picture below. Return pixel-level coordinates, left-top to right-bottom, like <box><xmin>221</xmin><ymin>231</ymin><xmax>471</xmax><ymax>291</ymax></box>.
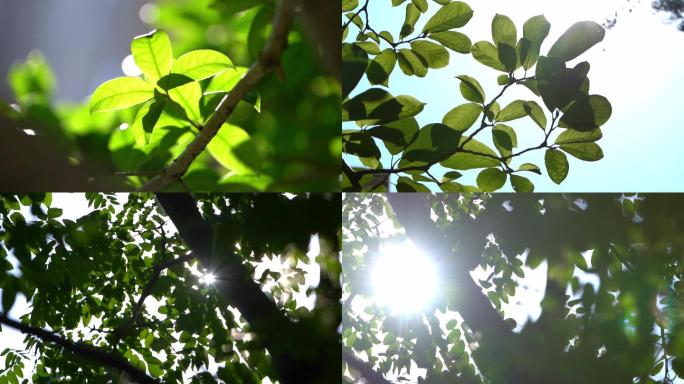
<box><xmin>371</xmin><ymin>241</ymin><xmax>438</xmax><ymax>314</ymax></box>
<box><xmin>200</xmin><ymin>272</ymin><xmax>217</xmax><ymax>285</ymax></box>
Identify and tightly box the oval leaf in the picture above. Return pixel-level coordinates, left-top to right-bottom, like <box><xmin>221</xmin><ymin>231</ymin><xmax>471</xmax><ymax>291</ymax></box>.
<box><xmin>131</xmin><ymin>30</ymin><xmax>173</xmax><ymax>83</ymax></box>
<box><xmin>442</xmin><ymin>103</ymin><xmax>482</xmax><ymax>131</ymax></box>
<box><xmin>545</xmin><ymin>148</ymin><xmax>569</xmax><ymax>184</ymax></box>
<box><xmin>547</xmin><ymin>21</ymin><xmax>605</xmax><ymax>62</ymax></box>
<box><xmin>422</xmin><ymin>1</ymin><xmax>473</xmax><ymax>33</ymax></box>
<box><xmin>89</xmin><ymin>77</ymin><xmax>155</xmax><ymax>113</ymax></box>
<box><xmin>171</xmin><ymin>49</ymin><xmax>234</xmax><ymax>81</ymax></box>
<box><xmin>477</xmin><ymin>168</ymin><xmax>507</xmax><ymax>192</ymax></box>
<box><xmin>207</xmin><ymin>123</ymin><xmax>262</xmax><ymax>174</ymax></box>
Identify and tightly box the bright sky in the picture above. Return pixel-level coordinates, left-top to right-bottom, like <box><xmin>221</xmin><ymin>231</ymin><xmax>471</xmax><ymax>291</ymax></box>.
<box><xmin>344</xmin><ymin>0</ymin><xmax>684</xmax><ymax>191</ymax></box>
<box><xmin>0</xmin><ymin>193</ymin><xmax>320</xmax><ymax>383</ymax></box>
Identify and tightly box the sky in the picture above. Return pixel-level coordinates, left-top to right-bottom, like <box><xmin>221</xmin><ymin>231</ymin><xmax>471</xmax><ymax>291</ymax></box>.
<box><xmin>0</xmin><ymin>193</ymin><xmax>319</xmax><ymax>382</ymax></box>
<box><xmin>344</xmin><ymin>0</ymin><xmax>684</xmax><ymax>192</ymax></box>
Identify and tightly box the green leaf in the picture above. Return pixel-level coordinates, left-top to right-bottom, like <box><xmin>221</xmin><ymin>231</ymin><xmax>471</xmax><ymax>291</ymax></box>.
<box><xmin>342</xmin><ymin>0</ymin><xmax>359</xmax><ymax>12</ymax></box>
<box><xmin>205</xmin><ymin>66</ymin><xmax>249</xmax><ymax>94</ymax></box>
<box><xmin>547</xmin><ymin>21</ymin><xmax>605</xmax><ymax>62</ymax></box>
<box><xmin>342</xmin><ymin>88</ymin><xmax>425</xmax><ymax>124</ymax></box>
<box><xmin>545</xmin><ymin>149</ymin><xmax>569</xmax><ymax>184</ymax></box>
<box><xmin>497</xmin><ymin>75</ymin><xmax>509</xmax><ymax>85</ymax></box>
<box><xmin>492</xmin><ymin>14</ymin><xmax>517</xmax><ymax>48</ymax></box>
<box><xmin>397</xmin><ymin>177</ymin><xmax>431</xmax><ymax>192</ymax></box>
<box><xmin>441</xmin><ymin>137</ymin><xmax>500</xmax><ymax>170</ymax></box>
<box><xmin>560</xmin><ymin>142</ymin><xmax>604</xmax><ymax>161</ymax></box>
<box><xmin>356</xmin><ymin>41</ymin><xmax>381</xmax><ymax>55</ymax></box>
<box><xmin>400</xmin><ymin>123</ymin><xmax>462</xmax><ymax>167</ymax></box>
<box><xmin>456</xmin><ymin>75</ymin><xmax>485</xmax><ymax>103</ymax></box>
<box><xmin>428</xmin><ymin>31</ymin><xmax>471</xmax><ymax>54</ymax></box>
<box><xmin>1</xmin><ymin>278</ymin><xmax>16</xmax><ymax>313</ymax></box>
<box><xmin>401</xmin><ymin>3</ymin><xmax>421</xmax><ymax>39</ymax></box>
<box><xmin>518</xmin><ymin>163</ymin><xmax>541</xmax><ymax>174</ymax></box>
<box><xmin>511</xmin><ymin>174</ymin><xmax>534</xmax><ymax>192</ymax></box>
<box><xmin>521</xmin><ymin>15</ymin><xmax>551</xmax><ymax>69</ymax></box>
<box><xmin>168</xmin><ymin>81</ymin><xmax>203</xmax><ymax>124</ymax></box>
<box><xmin>131</xmin><ymin>30</ymin><xmax>173</xmax><ymax>83</ymax></box>
<box><xmin>442</xmin><ymin>171</ymin><xmax>462</xmax><ymax>182</ymax></box>
<box><xmin>523</xmin><ymin>101</ymin><xmax>547</xmax><ymax>129</ymax></box>
<box><xmin>497</xmin><ymin>100</ymin><xmax>527</xmax><ymax>122</ymax></box>
<box><xmin>343</xmin><ymin>132</ymin><xmax>381</xmax><ymax>162</ymax></box>
<box><xmin>672</xmin><ymin>358</ymin><xmax>684</xmax><ymax>377</ymax></box>
<box><xmin>89</xmin><ymin>77</ymin><xmax>155</xmax><ymax>113</ymax></box>
<box><xmin>210</xmin><ymin>0</ymin><xmax>267</xmax><ymax>14</ymax></box>
<box><xmin>492</xmin><ymin>124</ymin><xmax>517</xmax><ymax>153</ymax></box>
<box><xmin>477</xmin><ymin>168</ymin><xmax>507</xmax><ymax>192</ymax></box>
<box><xmin>554</xmin><ymin>128</ymin><xmax>602</xmax><ymax>145</ymax></box>
<box><xmin>410</xmin><ymin>40</ymin><xmax>450</xmax><ymax>69</ymax></box>
<box><xmin>367</xmin><ymin>49</ymin><xmax>397</xmax><ymax>86</ymax></box>
<box><xmin>442</xmin><ymin>103</ymin><xmax>482</xmax><ymax>131</ymax></box>
<box><xmin>47</xmin><ymin>207</ymin><xmax>63</xmax><ymax>218</ymax></box>
<box><xmin>411</xmin><ymin>0</ymin><xmax>428</xmax><ymax>12</ymax></box>
<box><xmin>370</xmin><ymin>118</ymin><xmax>419</xmax><ymax>155</ymax></box>
<box><xmin>131</xmin><ymin>100</ymin><xmax>165</xmax><ymax>145</ymax></box>
<box><xmin>471</xmin><ymin>41</ymin><xmax>506</xmax><ymax>71</ymax></box>
<box><xmin>422</xmin><ymin>1</ymin><xmax>473</xmax><ymax>33</ymax></box>
<box><xmin>342</xmin><ymin>43</ymin><xmax>369</xmax><ymax>99</ymax></box>
<box><xmin>207</xmin><ymin>123</ymin><xmax>262</xmax><ymax>173</ymax></box>
<box><xmin>397</xmin><ymin>49</ymin><xmax>428</xmax><ymax>77</ymax></box>
<box><xmin>497</xmin><ymin>43</ymin><xmax>517</xmax><ymax>72</ymax></box>
<box><xmin>171</xmin><ymin>49</ymin><xmax>233</xmax><ymax>81</ymax></box>
<box><xmin>559</xmin><ymin>95</ymin><xmax>612</xmax><ymax>131</ymax></box>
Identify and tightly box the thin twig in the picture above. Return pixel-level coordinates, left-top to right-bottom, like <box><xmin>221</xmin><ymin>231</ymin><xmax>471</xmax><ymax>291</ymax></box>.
<box><xmin>139</xmin><ymin>0</ymin><xmax>293</xmax><ymax>191</ymax></box>
<box><xmin>0</xmin><ymin>314</ymin><xmax>158</xmax><ymax>384</ymax></box>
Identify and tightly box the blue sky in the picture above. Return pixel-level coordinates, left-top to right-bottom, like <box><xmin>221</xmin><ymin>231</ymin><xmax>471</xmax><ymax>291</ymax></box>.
<box><xmin>344</xmin><ymin>0</ymin><xmax>684</xmax><ymax>191</ymax></box>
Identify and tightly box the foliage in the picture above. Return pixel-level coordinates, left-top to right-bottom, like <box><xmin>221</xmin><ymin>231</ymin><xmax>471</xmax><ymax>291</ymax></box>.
<box><xmin>343</xmin><ymin>193</ymin><xmax>684</xmax><ymax>383</ymax></box>
<box><xmin>0</xmin><ymin>0</ymin><xmax>339</xmax><ymax>191</ymax></box>
<box><xmin>0</xmin><ymin>193</ymin><xmax>341</xmax><ymax>383</ymax></box>
<box><xmin>341</xmin><ymin>0</ymin><xmax>612</xmax><ymax>192</ymax></box>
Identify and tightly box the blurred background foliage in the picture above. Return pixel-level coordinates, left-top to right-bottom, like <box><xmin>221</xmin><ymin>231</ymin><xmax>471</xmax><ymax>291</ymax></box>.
<box><xmin>343</xmin><ymin>193</ymin><xmax>684</xmax><ymax>383</ymax></box>
<box><xmin>0</xmin><ymin>0</ymin><xmax>340</xmax><ymax>191</ymax></box>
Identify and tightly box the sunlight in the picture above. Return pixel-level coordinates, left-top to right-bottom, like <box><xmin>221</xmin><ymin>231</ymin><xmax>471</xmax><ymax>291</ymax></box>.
<box><xmin>121</xmin><ymin>54</ymin><xmax>142</xmax><ymax>77</ymax></box>
<box><xmin>200</xmin><ymin>272</ymin><xmax>217</xmax><ymax>285</ymax></box>
<box><xmin>371</xmin><ymin>241</ymin><xmax>438</xmax><ymax>314</ymax></box>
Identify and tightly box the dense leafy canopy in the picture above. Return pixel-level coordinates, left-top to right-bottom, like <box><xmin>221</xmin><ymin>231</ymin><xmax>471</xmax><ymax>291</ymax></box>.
<box><xmin>0</xmin><ymin>0</ymin><xmax>339</xmax><ymax>192</ymax></box>
<box><xmin>343</xmin><ymin>193</ymin><xmax>684</xmax><ymax>383</ymax></box>
<box><xmin>0</xmin><ymin>193</ymin><xmax>341</xmax><ymax>383</ymax></box>
<box><xmin>342</xmin><ymin>0</ymin><xmax>612</xmax><ymax>192</ymax></box>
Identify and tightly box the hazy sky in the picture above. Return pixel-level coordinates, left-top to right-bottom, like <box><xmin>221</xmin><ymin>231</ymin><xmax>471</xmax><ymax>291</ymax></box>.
<box><xmin>344</xmin><ymin>0</ymin><xmax>684</xmax><ymax>191</ymax></box>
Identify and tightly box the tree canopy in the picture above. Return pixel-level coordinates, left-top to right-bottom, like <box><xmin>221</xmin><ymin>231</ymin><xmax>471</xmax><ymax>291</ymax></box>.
<box><xmin>342</xmin><ymin>0</ymin><xmax>612</xmax><ymax>192</ymax></box>
<box><xmin>0</xmin><ymin>193</ymin><xmax>340</xmax><ymax>383</ymax></box>
<box><xmin>343</xmin><ymin>193</ymin><xmax>684</xmax><ymax>383</ymax></box>
<box><xmin>0</xmin><ymin>0</ymin><xmax>339</xmax><ymax>192</ymax></box>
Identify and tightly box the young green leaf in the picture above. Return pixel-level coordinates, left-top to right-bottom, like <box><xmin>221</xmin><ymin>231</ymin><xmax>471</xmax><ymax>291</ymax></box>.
<box><xmin>442</xmin><ymin>103</ymin><xmax>482</xmax><ymax>131</ymax></box>
<box><xmin>521</xmin><ymin>15</ymin><xmax>551</xmax><ymax>69</ymax></box>
<box><xmin>545</xmin><ymin>148</ymin><xmax>569</xmax><ymax>184</ymax></box>
<box><xmin>497</xmin><ymin>100</ymin><xmax>527</xmax><ymax>122</ymax></box>
<box><xmin>422</xmin><ymin>1</ymin><xmax>473</xmax><ymax>33</ymax></box>
<box><xmin>367</xmin><ymin>49</ymin><xmax>397</xmax><ymax>86</ymax></box>
<box><xmin>205</xmin><ymin>66</ymin><xmax>249</xmax><ymax>94</ymax></box>
<box><xmin>456</xmin><ymin>75</ymin><xmax>485</xmax><ymax>103</ymax></box>
<box><xmin>518</xmin><ymin>163</ymin><xmax>542</xmax><ymax>174</ymax></box>
<box><xmin>477</xmin><ymin>168</ymin><xmax>507</xmax><ymax>192</ymax></box>
<box><xmin>131</xmin><ymin>100</ymin><xmax>165</xmax><ymax>145</ymax></box>
<box><xmin>510</xmin><ymin>174</ymin><xmax>534</xmax><ymax>192</ymax></box>
<box><xmin>471</xmin><ymin>41</ymin><xmax>506</xmax><ymax>71</ymax></box>
<box><xmin>171</xmin><ymin>49</ymin><xmax>233</xmax><ymax>81</ymax></box>
<box><xmin>523</xmin><ymin>101</ymin><xmax>547</xmax><ymax>129</ymax></box>
<box><xmin>428</xmin><ymin>31</ymin><xmax>471</xmax><ymax>53</ymax></box>
<box><xmin>397</xmin><ymin>49</ymin><xmax>428</xmax><ymax>77</ymax></box>
<box><xmin>131</xmin><ymin>30</ymin><xmax>173</xmax><ymax>83</ymax></box>
<box><xmin>207</xmin><ymin>123</ymin><xmax>262</xmax><ymax>174</ymax></box>
<box><xmin>401</xmin><ymin>3</ymin><xmax>421</xmax><ymax>39</ymax></box>
<box><xmin>89</xmin><ymin>77</ymin><xmax>155</xmax><ymax>113</ymax></box>
<box><xmin>441</xmin><ymin>138</ymin><xmax>499</xmax><ymax>170</ymax></box>
<box><xmin>554</xmin><ymin>128</ymin><xmax>603</xmax><ymax>145</ymax></box>
<box><xmin>492</xmin><ymin>14</ymin><xmax>517</xmax><ymax>48</ymax></box>
<box><xmin>547</xmin><ymin>21</ymin><xmax>605</xmax><ymax>62</ymax></box>
<box><xmin>560</xmin><ymin>142</ymin><xmax>604</xmax><ymax>161</ymax></box>
<box><xmin>410</xmin><ymin>40</ymin><xmax>450</xmax><ymax>69</ymax></box>
<box><xmin>168</xmin><ymin>81</ymin><xmax>203</xmax><ymax>124</ymax></box>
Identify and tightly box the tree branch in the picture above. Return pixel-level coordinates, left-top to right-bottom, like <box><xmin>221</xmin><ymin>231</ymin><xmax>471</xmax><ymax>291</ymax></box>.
<box><xmin>342</xmin><ymin>347</ymin><xmax>392</xmax><ymax>384</ymax></box>
<box><xmin>0</xmin><ymin>314</ymin><xmax>158</xmax><ymax>384</ymax></box>
<box><xmin>139</xmin><ymin>0</ymin><xmax>294</xmax><ymax>191</ymax></box>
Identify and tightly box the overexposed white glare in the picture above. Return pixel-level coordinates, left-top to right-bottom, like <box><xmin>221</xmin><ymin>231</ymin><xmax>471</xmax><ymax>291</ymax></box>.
<box><xmin>139</xmin><ymin>3</ymin><xmax>160</xmax><ymax>24</ymax></box>
<box><xmin>121</xmin><ymin>54</ymin><xmax>142</xmax><ymax>77</ymax></box>
<box><xmin>372</xmin><ymin>241</ymin><xmax>438</xmax><ymax>314</ymax></box>
<box><xmin>200</xmin><ymin>272</ymin><xmax>217</xmax><ymax>285</ymax></box>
